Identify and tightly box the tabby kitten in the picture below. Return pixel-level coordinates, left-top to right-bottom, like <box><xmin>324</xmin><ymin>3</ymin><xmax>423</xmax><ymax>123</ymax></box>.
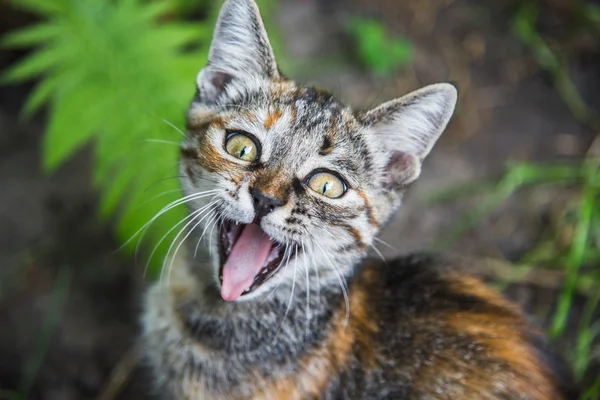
<box><xmin>143</xmin><ymin>0</ymin><xmax>577</xmax><ymax>398</ymax></box>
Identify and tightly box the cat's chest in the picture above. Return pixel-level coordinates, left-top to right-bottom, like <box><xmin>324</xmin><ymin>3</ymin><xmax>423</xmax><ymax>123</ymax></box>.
<box><xmin>165</xmin><ymin>340</ymin><xmax>338</xmax><ymax>400</ymax></box>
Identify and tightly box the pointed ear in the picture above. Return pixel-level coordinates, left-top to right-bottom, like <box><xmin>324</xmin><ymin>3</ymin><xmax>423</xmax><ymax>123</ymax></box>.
<box><xmin>196</xmin><ymin>0</ymin><xmax>279</xmax><ymax>105</ymax></box>
<box><xmin>362</xmin><ymin>83</ymin><xmax>457</xmax><ymax>188</ymax></box>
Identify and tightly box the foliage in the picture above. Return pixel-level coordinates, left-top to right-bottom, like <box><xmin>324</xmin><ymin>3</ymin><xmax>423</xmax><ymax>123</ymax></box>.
<box><xmin>428</xmin><ymin>158</ymin><xmax>600</xmax><ymax>392</ymax></box>
<box><xmin>1</xmin><ymin>0</ymin><xmax>280</xmax><ymax>278</ymax></box>
<box><xmin>345</xmin><ymin>17</ymin><xmax>413</xmax><ymax>76</ymax></box>
<box><xmin>1</xmin><ymin>0</ymin><xmax>211</xmax><ymax>277</ymax></box>
<box><xmin>511</xmin><ymin>0</ymin><xmax>600</xmax><ymax>131</ymax></box>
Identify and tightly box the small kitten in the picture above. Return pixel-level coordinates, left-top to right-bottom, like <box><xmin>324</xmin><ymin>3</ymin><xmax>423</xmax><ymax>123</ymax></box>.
<box><xmin>142</xmin><ymin>0</ymin><xmax>577</xmax><ymax>398</ymax></box>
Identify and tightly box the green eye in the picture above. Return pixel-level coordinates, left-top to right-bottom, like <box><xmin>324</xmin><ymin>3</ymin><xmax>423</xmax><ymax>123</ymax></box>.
<box><xmin>225</xmin><ymin>133</ymin><xmax>258</xmax><ymax>162</ymax></box>
<box><xmin>307</xmin><ymin>172</ymin><xmax>346</xmax><ymax>198</ymax></box>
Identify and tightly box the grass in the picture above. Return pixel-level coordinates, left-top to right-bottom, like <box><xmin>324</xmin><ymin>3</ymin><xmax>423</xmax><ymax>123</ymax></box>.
<box><xmin>426</xmin><ymin>3</ymin><xmax>600</xmax><ymax>392</ymax></box>
<box><xmin>429</xmin><ymin>160</ymin><xmax>600</xmax><ymax>395</ymax></box>
<box><xmin>345</xmin><ymin>17</ymin><xmax>413</xmax><ymax>76</ymax></box>
<box><xmin>12</xmin><ymin>266</ymin><xmax>72</xmax><ymax>400</ymax></box>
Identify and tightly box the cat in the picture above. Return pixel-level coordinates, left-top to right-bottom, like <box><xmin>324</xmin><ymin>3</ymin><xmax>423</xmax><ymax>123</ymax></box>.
<box><xmin>142</xmin><ymin>0</ymin><xmax>578</xmax><ymax>398</ymax></box>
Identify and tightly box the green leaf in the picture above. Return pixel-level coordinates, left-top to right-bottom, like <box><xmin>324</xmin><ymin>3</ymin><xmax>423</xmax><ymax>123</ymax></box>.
<box><xmin>42</xmin><ymin>88</ymin><xmax>99</xmax><ymax>171</ymax></box>
<box><xmin>1</xmin><ymin>0</ymin><xmax>280</xmax><ymax>278</ymax></box>
<box><xmin>1</xmin><ymin>23</ymin><xmax>61</xmax><ymax>48</ymax></box>
<box><xmin>0</xmin><ymin>45</ymin><xmax>67</xmax><ymax>83</ymax></box>
<box><xmin>345</xmin><ymin>17</ymin><xmax>413</xmax><ymax>76</ymax></box>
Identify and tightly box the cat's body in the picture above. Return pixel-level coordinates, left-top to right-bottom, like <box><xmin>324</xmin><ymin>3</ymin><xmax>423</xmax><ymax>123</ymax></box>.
<box><xmin>143</xmin><ymin>0</ymin><xmax>577</xmax><ymax>398</ymax></box>
<box><xmin>145</xmin><ymin>253</ymin><xmax>576</xmax><ymax>400</ymax></box>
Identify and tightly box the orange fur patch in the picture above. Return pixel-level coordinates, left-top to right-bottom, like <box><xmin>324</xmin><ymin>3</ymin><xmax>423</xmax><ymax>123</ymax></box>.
<box><xmin>342</xmin><ymin>224</ymin><xmax>367</xmax><ymax>250</ymax></box>
<box><xmin>412</xmin><ymin>274</ymin><xmax>560</xmax><ymax>400</ymax></box>
<box><xmin>249</xmin><ymin>270</ymin><xmax>378</xmax><ymax>399</ymax></box>
<box><xmin>356</xmin><ymin>191</ymin><xmax>377</xmax><ymax>226</ymax></box>
<box><xmin>253</xmin><ymin>168</ymin><xmax>290</xmax><ymax>204</ymax></box>
<box><xmin>264</xmin><ymin>109</ymin><xmax>283</xmax><ymax>130</ymax></box>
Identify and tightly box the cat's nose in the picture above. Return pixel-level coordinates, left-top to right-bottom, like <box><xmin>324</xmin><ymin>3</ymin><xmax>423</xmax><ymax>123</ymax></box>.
<box><xmin>250</xmin><ymin>187</ymin><xmax>283</xmax><ymax>222</ymax></box>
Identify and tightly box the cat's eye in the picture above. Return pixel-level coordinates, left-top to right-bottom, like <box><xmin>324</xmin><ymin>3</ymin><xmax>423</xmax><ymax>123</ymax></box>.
<box><xmin>307</xmin><ymin>172</ymin><xmax>346</xmax><ymax>199</ymax></box>
<box><xmin>225</xmin><ymin>133</ymin><xmax>258</xmax><ymax>162</ymax></box>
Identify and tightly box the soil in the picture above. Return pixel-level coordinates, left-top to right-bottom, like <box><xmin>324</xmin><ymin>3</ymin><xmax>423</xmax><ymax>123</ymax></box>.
<box><xmin>0</xmin><ymin>0</ymin><xmax>598</xmax><ymax>398</ymax></box>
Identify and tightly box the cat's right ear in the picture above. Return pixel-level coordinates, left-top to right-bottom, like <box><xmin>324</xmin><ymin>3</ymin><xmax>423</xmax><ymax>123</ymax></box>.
<box><xmin>195</xmin><ymin>0</ymin><xmax>279</xmax><ymax>106</ymax></box>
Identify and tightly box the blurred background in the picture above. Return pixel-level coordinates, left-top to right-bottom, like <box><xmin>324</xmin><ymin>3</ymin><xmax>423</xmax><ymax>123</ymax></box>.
<box><xmin>0</xmin><ymin>0</ymin><xmax>599</xmax><ymax>398</ymax></box>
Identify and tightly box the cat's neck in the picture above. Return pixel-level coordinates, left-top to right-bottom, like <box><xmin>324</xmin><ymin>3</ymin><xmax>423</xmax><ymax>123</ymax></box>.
<box><xmin>175</xmin><ymin>248</ymin><xmax>348</xmax><ymax>354</ymax></box>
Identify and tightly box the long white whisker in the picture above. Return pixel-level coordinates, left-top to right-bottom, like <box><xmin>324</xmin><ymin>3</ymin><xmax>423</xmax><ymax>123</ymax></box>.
<box><xmin>207</xmin><ymin>215</ymin><xmax>222</xmax><ymax>259</ymax></box>
<box><xmin>130</xmin><ymin>191</ymin><xmax>219</xmax><ymax>257</ymax></box>
<box><xmin>157</xmin><ymin>201</ymin><xmax>217</xmax><ymax>281</ymax></box>
<box><xmin>143</xmin><ymin>204</ymin><xmax>212</xmax><ymax>278</ymax></box>
<box><xmin>133</xmin><ymin>189</ymin><xmax>182</xmax><ymax>212</ymax></box>
<box><xmin>120</xmin><ymin>190</ymin><xmax>219</xmax><ymax>251</ymax></box>
<box><xmin>306</xmin><ymin>243</ymin><xmax>321</xmax><ymax>303</ymax></box>
<box><xmin>315</xmin><ymin>241</ymin><xmax>350</xmax><ymax>328</ymax></box>
<box><xmin>374</xmin><ymin>237</ymin><xmax>396</xmax><ymax>251</ymax></box>
<box><xmin>164</xmin><ymin>204</ymin><xmax>218</xmax><ymax>285</ymax></box>
<box><xmin>279</xmin><ymin>245</ymin><xmax>297</xmax><ymax>332</ymax></box>
<box><xmin>161</xmin><ymin>118</ymin><xmax>185</xmax><ymax>137</ymax></box>
<box><xmin>303</xmin><ymin>241</ymin><xmax>310</xmax><ymax>339</ymax></box>
<box><xmin>261</xmin><ymin>244</ymin><xmax>291</xmax><ymax>305</ymax></box>
<box><xmin>194</xmin><ymin>212</ymin><xmax>219</xmax><ymax>258</ymax></box>
<box><xmin>145</xmin><ymin>139</ymin><xmax>181</xmax><ymax>146</ymax></box>
<box><xmin>370</xmin><ymin>243</ymin><xmax>386</xmax><ymax>263</ymax></box>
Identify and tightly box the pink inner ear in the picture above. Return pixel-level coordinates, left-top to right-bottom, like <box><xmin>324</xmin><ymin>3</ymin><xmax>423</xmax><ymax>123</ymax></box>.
<box><xmin>385</xmin><ymin>151</ymin><xmax>421</xmax><ymax>188</ymax></box>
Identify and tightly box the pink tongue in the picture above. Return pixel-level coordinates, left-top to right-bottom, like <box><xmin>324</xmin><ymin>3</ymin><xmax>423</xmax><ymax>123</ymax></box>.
<box><xmin>221</xmin><ymin>223</ymin><xmax>274</xmax><ymax>301</ymax></box>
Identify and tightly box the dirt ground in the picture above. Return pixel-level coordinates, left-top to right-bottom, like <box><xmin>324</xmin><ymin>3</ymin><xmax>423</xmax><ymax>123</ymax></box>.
<box><xmin>0</xmin><ymin>0</ymin><xmax>598</xmax><ymax>398</ymax></box>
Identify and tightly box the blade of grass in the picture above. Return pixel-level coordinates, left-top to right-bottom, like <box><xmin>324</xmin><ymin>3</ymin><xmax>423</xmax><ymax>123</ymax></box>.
<box><xmin>18</xmin><ymin>266</ymin><xmax>72</xmax><ymax>398</ymax></box>
<box><xmin>550</xmin><ymin>166</ymin><xmax>596</xmax><ymax>338</ymax></box>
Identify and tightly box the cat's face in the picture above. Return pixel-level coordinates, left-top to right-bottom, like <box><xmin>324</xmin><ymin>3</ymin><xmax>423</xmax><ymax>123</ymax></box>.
<box><xmin>178</xmin><ymin>0</ymin><xmax>456</xmax><ymax>302</ymax></box>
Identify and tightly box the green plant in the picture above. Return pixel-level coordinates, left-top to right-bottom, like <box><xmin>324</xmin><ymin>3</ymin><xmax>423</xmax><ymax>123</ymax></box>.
<box><xmin>427</xmin><ymin>158</ymin><xmax>600</xmax><ymax>393</ymax></box>
<box><xmin>512</xmin><ymin>1</ymin><xmax>600</xmax><ymax>131</ymax></box>
<box><xmin>2</xmin><ymin>0</ymin><xmax>209</xmax><ymax>276</ymax></box>
<box><xmin>345</xmin><ymin>17</ymin><xmax>413</xmax><ymax>76</ymax></box>
<box><xmin>1</xmin><ymin>0</ymin><xmax>282</xmax><ymax>277</ymax></box>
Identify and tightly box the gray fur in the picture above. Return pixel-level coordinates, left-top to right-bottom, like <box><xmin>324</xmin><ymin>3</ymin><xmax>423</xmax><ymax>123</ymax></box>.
<box><xmin>144</xmin><ymin>0</ymin><xmax>457</xmax><ymax>398</ymax></box>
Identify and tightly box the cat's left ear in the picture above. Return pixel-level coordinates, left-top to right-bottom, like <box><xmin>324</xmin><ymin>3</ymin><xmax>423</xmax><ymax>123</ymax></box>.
<box><xmin>195</xmin><ymin>0</ymin><xmax>279</xmax><ymax>105</ymax></box>
<box><xmin>362</xmin><ymin>83</ymin><xmax>457</xmax><ymax>188</ymax></box>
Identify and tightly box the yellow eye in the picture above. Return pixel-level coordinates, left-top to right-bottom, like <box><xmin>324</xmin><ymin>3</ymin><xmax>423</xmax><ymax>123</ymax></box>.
<box><xmin>307</xmin><ymin>172</ymin><xmax>346</xmax><ymax>198</ymax></box>
<box><xmin>225</xmin><ymin>133</ymin><xmax>258</xmax><ymax>162</ymax></box>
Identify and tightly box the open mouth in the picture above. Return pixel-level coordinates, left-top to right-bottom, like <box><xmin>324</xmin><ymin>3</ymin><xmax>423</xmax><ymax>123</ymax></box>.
<box><xmin>218</xmin><ymin>218</ymin><xmax>295</xmax><ymax>301</ymax></box>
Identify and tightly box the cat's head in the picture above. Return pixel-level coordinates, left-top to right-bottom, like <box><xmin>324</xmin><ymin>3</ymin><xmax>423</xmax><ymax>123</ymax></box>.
<box><xmin>180</xmin><ymin>0</ymin><xmax>457</xmax><ymax>301</ymax></box>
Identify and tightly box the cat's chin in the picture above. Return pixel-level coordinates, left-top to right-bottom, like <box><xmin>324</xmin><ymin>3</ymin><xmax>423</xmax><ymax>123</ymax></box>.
<box><xmin>216</xmin><ymin>217</ymin><xmax>301</xmax><ymax>301</ymax></box>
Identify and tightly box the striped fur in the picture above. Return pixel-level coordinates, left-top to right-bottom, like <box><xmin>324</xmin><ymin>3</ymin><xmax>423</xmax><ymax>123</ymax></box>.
<box><xmin>143</xmin><ymin>0</ymin><xmax>576</xmax><ymax>398</ymax></box>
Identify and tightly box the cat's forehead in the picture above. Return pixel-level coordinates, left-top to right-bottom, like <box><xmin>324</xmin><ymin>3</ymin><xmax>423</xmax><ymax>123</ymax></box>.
<box><xmin>223</xmin><ymin>80</ymin><xmax>361</xmax><ymax>141</ymax></box>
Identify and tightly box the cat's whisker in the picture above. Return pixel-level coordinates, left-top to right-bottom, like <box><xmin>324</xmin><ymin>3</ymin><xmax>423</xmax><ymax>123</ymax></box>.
<box><xmin>315</xmin><ymin>241</ymin><xmax>350</xmax><ymax>328</ymax></box>
<box><xmin>370</xmin><ymin>243</ymin><xmax>387</xmax><ymax>263</ymax></box>
<box><xmin>194</xmin><ymin>211</ymin><xmax>220</xmax><ymax>259</ymax></box>
<box><xmin>145</xmin><ymin>139</ymin><xmax>181</xmax><ymax>146</ymax></box>
<box><xmin>156</xmin><ymin>199</ymin><xmax>217</xmax><ymax>282</ymax></box>
<box><xmin>143</xmin><ymin>175</ymin><xmax>219</xmax><ymax>195</ymax></box>
<box><xmin>260</xmin><ymin>244</ymin><xmax>291</xmax><ymax>305</ymax></box>
<box><xmin>128</xmin><ymin>190</ymin><xmax>219</xmax><ymax>255</ymax></box>
<box><xmin>302</xmin><ymin>241</ymin><xmax>310</xmax><ymax>338</ymax></box>
<box><xmin>132</xmin><ymin>188</ymin><xmax>182</xmax><ymax>212</ymax></box>
<box><xmin>149</xmin><ymin>200</ymin><xmax>218</xmax><ymax>279</ymax></box>
<box><xmin>143</xmin><ymin>175</ymin><xmax>185</xmax><ymax>194</ymax></box>
<box><xmin>305</xmin><ymin>244</ymin><xmax>321</xmax><ymax>302</ymax></box>
<box><xmin>165</xmin><ymin>203</ymin><xmax>219</xmax><ymax>285</ymax></box>
<box><xmin>278</xmin><ymin>244</ymin><xmax>297</xmax><ymax>333</ymax></box>
<box><xmin>374</xmin><ymin>237</ymin><xmax>396</xmax><ymax>251</ymax></box>
<box><xmin>207</xmin><ymin>215</ymin><xmax>222</xmax><ymax>260</ymax></box>
<box><xmin>161</xmin><ymin>118</ymin><xmax>186</xmax><ymax>137</ymax></box>
<box><xmin>120</xmin><ymin>189</ymin><xmax>219</xmax><ymax>252</ymax></box>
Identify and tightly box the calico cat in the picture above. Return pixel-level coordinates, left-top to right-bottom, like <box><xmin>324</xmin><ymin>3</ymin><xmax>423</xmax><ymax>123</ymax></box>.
<box><xmin>142</xmin><ymin>0</ymin><xmax>577</xmax><ymax>398</ymax></box>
